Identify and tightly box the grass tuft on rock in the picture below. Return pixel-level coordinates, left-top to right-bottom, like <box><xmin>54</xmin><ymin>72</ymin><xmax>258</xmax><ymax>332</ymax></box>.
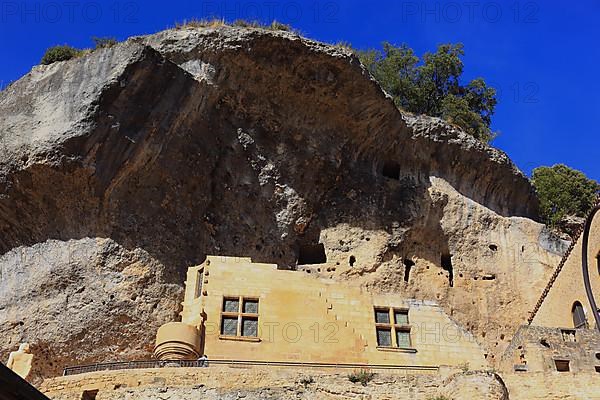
<box><xmin>348</xmin><ymin>369</ymin><xmax>375</xmax><ymax>386</ymax></box>
<box><xmin>175</xmin><ymin>18</ymin><xmax>292</xmax><ymax>32</ymax></box>
<box><xmin>40</xmin><ymin>45</ymin><xmax>83</xmax><ymax>65</ymax></box>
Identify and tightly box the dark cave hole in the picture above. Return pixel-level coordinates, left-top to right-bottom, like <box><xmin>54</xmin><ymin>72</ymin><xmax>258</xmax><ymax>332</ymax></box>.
<box><xmin>81</xmin><ymin>390</ymin><xmax>99</xmax><ymax>400</ymax></box>
<box><xmin>441</xmin><ymin>253</ymin><xmax>454</xmax><ymax>287</ymax></box>
<box><xmin>297</xmin><ymin>243</ymin><xmax>327</xmax><ymax>265</ymax></box>
<box><xmin>403</xmin><ymin>259</ymin><xmax>415</xmax><ymax>282</ymax></box>
<box><xmin>349</xmin><ymin>255</ymin><xmax>356</xmax><ymax>267</ymax></box>
<box><xmin>382</xmin><ymin>160</ymin><xmax>400</xmax><ymax>180</ymax></box>
<box><xmin>489</xmin><ymin>244</ymin><xmax>498</xmax><ymax>251</ymax></box>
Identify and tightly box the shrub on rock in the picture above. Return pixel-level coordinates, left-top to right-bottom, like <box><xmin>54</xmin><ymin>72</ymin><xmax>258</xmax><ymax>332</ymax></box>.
<box><xmin>41</xmin><ymin>45</ymin><xmax>81</xmax><ymax>65</ymax></box>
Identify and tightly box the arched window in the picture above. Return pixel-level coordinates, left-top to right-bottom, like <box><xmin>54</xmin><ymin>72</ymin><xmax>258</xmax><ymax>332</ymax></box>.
<box><xmin>572</xmin><ymin>301</ymin><xmax>587</xmax><ymax>329</ymax></box>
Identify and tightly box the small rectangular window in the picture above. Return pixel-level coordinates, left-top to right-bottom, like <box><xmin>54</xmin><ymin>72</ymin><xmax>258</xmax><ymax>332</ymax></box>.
<box><xmin>223</xmin><ymin>298</ymin><xmax>240</xmax><ymax>313</ymax></box>
<box><xmin>595</xmin><ymin>366</ymin><xmax>600</xmax><ymax>373</ymax></box>
<box><xmin>375</xmin><ymin>309</ymin><xmax>390</xmax><ymax>324</ymax></box>
<box><xmin>195</xmin><ymin>269</ymin><xmax>204</xmax><ymax>298</ymax></box>
<box><xmin>394</xmin><ymin>310</ymin><xmax>409</xmax><ymax>325</ymax></box>
<box><xmin>220</xmin><ymin>296</ymin><xmax>259</xmax><ymax>339</ymax></box>
<box><xmin>396</xmin><ymin>329</ymin><xmax>411</xmax><ymax>347</ymax></box>
<box><xmin>376</xmin><ymin>328</ymin><xmax>392</xmax><ymax>346</ymax></box>
<box><xmin>374</xmin><ymin>306</ymin><xmax>413</xmax><ymax>349</ymax></box>
<box><xmin>243</xmin><ymin>299</ymin><xmax>259</xmax><ymax>314</ymax></box>
<box><xmin>221</xmin><ymin>316</ymin><xmax>238</xmax><ymax>336</ymax></box>
<box><xmin>555</xmin><ymin>360</ymin><xmax>570</xmax><ymax>372</ymax></box>
<box><xmin>242</xmin><ymin>317</ymin><xmax>258</xmax><ymax>337</ymax></box>
<box><xmin>561</xmin><ymin>329</ymin><xmax>576</xmax><ymax>342</ymax></box>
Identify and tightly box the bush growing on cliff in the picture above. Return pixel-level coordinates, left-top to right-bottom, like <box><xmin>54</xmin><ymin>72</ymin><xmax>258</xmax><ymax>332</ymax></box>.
<box><xmin>348</xmin><ymin>369</ymin><xmax>375</xmax><ymax>386</ymax></box>
<box><xmin>532</xmin><ymin>164</ymin><xmax>599</xmax><ymax>227</ymax></box>
<box><xmin>357</xmin><ymin>43</ymin><xmax>497</xmax><ymax>142</ymax></box>
<box><xmin>299</xmin><ymin>375</ymin><xmax>314</xmax><ymax>386</ymax></box>
<box><xmin>40</xmin><ymin>45</ymin><xmax>82</xmax><ymax>65</ymax></box>
<box><xmin>93</xmin><ymin>36</ymin><xmax>118</xmax><ymax>49</ymax></box>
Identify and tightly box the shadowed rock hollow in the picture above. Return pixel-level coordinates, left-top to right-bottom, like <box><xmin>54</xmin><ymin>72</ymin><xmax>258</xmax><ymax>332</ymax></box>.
<box><xmin>0</xmin><ymin>26</ymin><xmax>566</xmax><ymax>380</ymax></box>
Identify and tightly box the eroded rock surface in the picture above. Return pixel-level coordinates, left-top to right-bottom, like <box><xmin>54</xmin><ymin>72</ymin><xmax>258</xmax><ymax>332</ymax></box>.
<box><xmin>0</xmin><ymin>26</ymin><xmax>565</xmax><ymax>380</ymax></box>
<box><xmin>41</xmin><ymin>367</ymin><xmax>509</xmax><ymax>400</ymax></box>
<box><xmin>0</xmin><ymin>238</ymin><xmax>182</xmax><ymax>383</ymax></box>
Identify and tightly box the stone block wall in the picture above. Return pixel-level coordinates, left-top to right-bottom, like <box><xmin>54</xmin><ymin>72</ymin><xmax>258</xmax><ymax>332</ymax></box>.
<box><xmin>40</xmin><ymin>366</ymin><xmax>508</xmax><ymax>400</ymax></box>
<box><xmin>500</xmin><ymin>325</ymin><xmax>600</xmax><ymax>374</ymax></box>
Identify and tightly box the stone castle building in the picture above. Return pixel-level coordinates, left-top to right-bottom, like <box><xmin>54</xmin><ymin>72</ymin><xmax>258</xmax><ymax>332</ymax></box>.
<box><xmin>39</xmin><ymin>205</ymin><xmax>600</xmax><ymax>400</ymax></box>
<box><xmin>154</xmin><ymin>256</ymin><xmax>485</xmax><ymax>368</ymax></box>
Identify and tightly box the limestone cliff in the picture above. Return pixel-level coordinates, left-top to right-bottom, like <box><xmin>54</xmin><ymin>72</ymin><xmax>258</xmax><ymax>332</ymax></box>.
<box><xmin>0</xmin><ymin>26</ymin><xmax>566</xmax><ymax>380</ymax></box>
<box><xmin>0</xmin><ymin>238</ymin><xmax>181</xmax><ymax>382</ymax></box>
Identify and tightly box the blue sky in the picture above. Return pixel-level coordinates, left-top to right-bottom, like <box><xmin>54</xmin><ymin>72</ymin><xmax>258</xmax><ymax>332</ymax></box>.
<box><xmin>0</xmin><ymin>0</ymin><xmax>598</xmax><ymax>181</ymax></box>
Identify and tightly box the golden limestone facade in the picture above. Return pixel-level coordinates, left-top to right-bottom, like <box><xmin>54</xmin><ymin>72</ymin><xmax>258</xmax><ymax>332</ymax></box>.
<box><xmin>40</xmin><ymin>208</ymin><xmax>600</xmax><ymax>399</ymax></box>
<box><xmin>154</xmin><ymin>256</ymin><xmax>486</xmax><ymax>369</ymax></box>
<box><xmin>501</xmin><ymin>208</ymin><xmax>600</xmax><ymax>374</ymax></box>
<box><xmin>531</xmin><ymin>210</ymin><xmax>600</xmax><ymax>329</ymax></box>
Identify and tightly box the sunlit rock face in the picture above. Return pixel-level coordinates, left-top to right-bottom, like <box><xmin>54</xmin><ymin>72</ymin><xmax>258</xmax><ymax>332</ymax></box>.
<box><xmin>0</xmin><ymin>238</ymin><xmax>182</xmax><ymax>383</ymax></box>
<box><xmin>0</xmin><ymin>26</ymin><xmax>564</xmax><ymax>380</ymax></box>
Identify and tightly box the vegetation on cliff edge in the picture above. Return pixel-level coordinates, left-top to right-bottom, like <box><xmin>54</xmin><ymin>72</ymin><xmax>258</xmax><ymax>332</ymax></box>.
<box><xmin>40</xmin><ymin>45</ymin><xmax>83</xmax><ymax>65</ymax></box>
<box><xmin>358</xmin><ymin>43</ymin><xmax>497</xmax><ymax>142</ymax></box>
<box><xmin>532</xmin><ymin>164</ymin><xmax>599</xmax><ymax>227</ymax></box>
<box><xmin>40</xmin><ymin>37</ymin><xmax>118</xmax><ymax>65</ymax></box>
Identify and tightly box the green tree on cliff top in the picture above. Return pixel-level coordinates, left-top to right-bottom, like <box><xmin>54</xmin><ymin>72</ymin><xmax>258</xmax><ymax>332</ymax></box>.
<box><xmin>532</xmin><ymin>164</ymin><xmax>599</xmax><ymax>227</ymax></box>
<box><xmin>358</xmin><ymin>43</ymin><xmax>497</xmax><ymax>142</ymax></box>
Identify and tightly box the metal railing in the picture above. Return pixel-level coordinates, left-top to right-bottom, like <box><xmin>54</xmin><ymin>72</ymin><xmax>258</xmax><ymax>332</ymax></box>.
<box><xmin>63</xmin><ymin>359</ymin><xmax>439</xmax><ymax>376</ymax></box>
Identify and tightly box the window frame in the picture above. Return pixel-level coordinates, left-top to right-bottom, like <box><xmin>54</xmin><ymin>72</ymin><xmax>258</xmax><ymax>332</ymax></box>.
<box><xmin>561</xmin><ymin>329</ymin><xmax>577</xmax><ymax>343</ymax></box>
<box><xmin>220</xmin><ymin>296</ymin><xmax>260</xmax><ymax>339</ymax></box>
<box><xmin>572</xmin><ymin>301</ymin><xmax>587</xmax><ymax>329</ymax></box>
<box><xmin>374</xmin><ymin>306</ymin><xmax>413</xmax><ymax>350</ymax></box>
<box><xmin>195</xmin><ymin>268</ymin><xmax>204</xmax><ymax>299</ymax></box>
<box><xmin>554</xmin><ymin>359</ymin><xmax>570</xmax><ymax>372</ymax></box>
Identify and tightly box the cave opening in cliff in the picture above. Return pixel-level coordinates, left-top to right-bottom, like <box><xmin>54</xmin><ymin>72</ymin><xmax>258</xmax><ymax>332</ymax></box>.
<box><xmin>297</xmin><ymin>243</ymin><xmax>327</xmax><ymax>265</ymax></box>
<box><xmin>597</xmin><ymin>252</ymin><xmax>599</xmax><ymax>275</ymax></box>
<box><xmin>403</xmin><ymin>259</ymin><xmax>415</xmax><ymax>282</ymax></box>
<box><xmin>81</xmin><ymin>390</ymin><xmax>99</xmax><ymax>400</ymax></box>
<box><xmin>441</xmin><ymin>253</ymin><xmax>454</xmax><ymax>287</ymax></box>
<box><xmin>349</xmin><ymin>255</ymin><xmax>356</xmax><ymax>266</ymax></box>
<box><xmin>382</xmin><ymin>160</ymin><xmax>400</xmax><ymax>180</ymax></box>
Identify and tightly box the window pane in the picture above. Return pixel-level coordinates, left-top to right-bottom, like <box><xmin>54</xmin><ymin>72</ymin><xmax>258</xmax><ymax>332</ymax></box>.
<box><xmin>223</xmin><ymin>298</ymin><xmax>240</xmax><ymax>313</ymax></box>
<box><xmin>221</xmin><ymin>316</ymin><xmax>238</xmax><ymax>335</ymax></box>
<box><xmin>394</xmin><ymin>310</ymin><xmax>408</xmax><ymax>325</ymax></box>
<box><xmin>242</xmin><ymin>317</ymin><xmax>258</xmax><ymax>337</ymax></box>
<box><xmin>196</xmin><ymin>270</ymin><xmax>203</xmax><ymax>298</ymax></box>
<box><xmin>376</xmin><ymin>328</ymin><xmax>392</xmax><ymax>346</ymax></box>
<box><xmin>375</xmin><ymin>309</ymin><xmax>390</xmax><ymax>324</ymax></box>
<box><xmin>572</xmin><ymin>302</ymin><xmax>586</xmax><ymax>328</ymax></box>
<box><xmin>243</xmin><ymin>299</ymin><xmax>259</xmax><ymax>314</ymax></box>
<box><xmin>396</xmin><ymin>330</ymin><xmax>411</xmax><ymax>347</ymax></box>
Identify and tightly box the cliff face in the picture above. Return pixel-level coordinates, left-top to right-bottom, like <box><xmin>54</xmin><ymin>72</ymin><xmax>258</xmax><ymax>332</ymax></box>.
<box><xmin>0</xmin><ymin>26</ymin><xmax>564</xmax><ymax>380</ymax></box>
<box><xmin>0</xmin><ymin>238</ymin><xmax>182</xmax><ymax>382</ymax></box>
